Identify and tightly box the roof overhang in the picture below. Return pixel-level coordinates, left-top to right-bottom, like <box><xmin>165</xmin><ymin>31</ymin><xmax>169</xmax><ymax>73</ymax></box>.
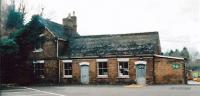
<box><xmin>154</xmin><ymin>54</ymin><xmax>184</xmax><ymax>60</ymax></box>
<box><xmin>45</xmin><ymin>27</ymin><xmax>67</xmax><ymax>41</ymax></box>
<box><xmin>59</xmin><ymin>54</ymin><xmax>154</xmax><ymax>59</ymax></box>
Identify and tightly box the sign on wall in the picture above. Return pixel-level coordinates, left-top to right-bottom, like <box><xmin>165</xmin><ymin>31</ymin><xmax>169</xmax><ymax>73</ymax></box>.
<box><xmin>171</xmin><ymin>63</ymin><xmax>181</xmax><ymax>69</ymax></box>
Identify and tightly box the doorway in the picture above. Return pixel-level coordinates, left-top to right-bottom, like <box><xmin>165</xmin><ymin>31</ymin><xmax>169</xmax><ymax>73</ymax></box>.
<box><xmin>80</xmin><ymin>62</ymin><xmax>89</xmax><ymax>84</ymax></box>
<box><xmin>135</xmin><ymin>61</ymin><xmax>147</xmax><ymax>85</ymax></box>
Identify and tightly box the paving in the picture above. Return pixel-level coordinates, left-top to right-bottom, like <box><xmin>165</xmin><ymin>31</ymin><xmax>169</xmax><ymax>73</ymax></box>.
<box><xmin>1</xmin><ymin>84</ymin><xmax>200</xmax><ymax>96</ymax></box>
<box><xmin>188</xmin><ymin>80</ymin><xmax>200</xmax><ymax>84</ymax></box>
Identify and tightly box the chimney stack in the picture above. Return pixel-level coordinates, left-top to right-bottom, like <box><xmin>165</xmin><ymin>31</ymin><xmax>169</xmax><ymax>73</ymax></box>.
<box><xmin>63</xmin><ymin>11</ymin><xmax>77</xmax><ymax>32</ymax></box>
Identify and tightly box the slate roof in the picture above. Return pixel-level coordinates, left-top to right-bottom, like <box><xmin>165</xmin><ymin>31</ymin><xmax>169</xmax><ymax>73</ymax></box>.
<box><xmin>69</xmin><ymin>32</ymin><xmax>161</xmax><ymax>58</ymax></box>
<box><xmin>37</xmin><ymin>17</ymin><xmax>79</xmax><ymax>40</ymax></box>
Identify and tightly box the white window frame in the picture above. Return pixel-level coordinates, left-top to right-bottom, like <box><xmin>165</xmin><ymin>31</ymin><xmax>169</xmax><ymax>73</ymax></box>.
<box><xmin>33</xmin><ymin>48</ymin><xmax>43</xmax><ymax>53</ymax></box>
<box><xmin>62</xmin><ymin>60</ymin><xmax>73</xmax><ymax>78</ymax></box>
<box><xmin>96</xmin><ymin>59</ymin><xmax>108</xmax><ymax>78</ymax></box>
<box><xmin>33</xmin><ymin>35</ymin><xmax>44</xmax><ymax>53</ymax></box>
<box><xmin>33</xmin><ymin>60</ymin><xmax>45</xmax><ymax>78</ymax></box>
<box><xmin>117</xmin><ymin>58</ymin><xmax>129</xmax><ymax>78</ymax></box>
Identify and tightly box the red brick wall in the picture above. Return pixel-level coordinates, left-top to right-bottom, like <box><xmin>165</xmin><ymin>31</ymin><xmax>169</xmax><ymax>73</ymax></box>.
<box><xmin>29</xmin><ymin>30</ymin><xmax>57</xmax><ymax>59</ymax></box>
<box><xmin>43</xmin><ymin>60</ymin><xmax>58</xmax><ymax>83</ymax></box>
<box><xmin>60</xmin><ymin>57</ymin><xmax>154</xmax><ymax>84</ymax></box>
<box><xmin>28</xmin><ymin>30</ymin><xmax>66</xmax><ymax>84</ymax></box>
<box><xmin>107</xmin><ymin>58</ymin><xmax>118</xmax><ymax>84</ymax></box>
<box><xmin>34</xmin><ymin>56</ymin><xmax>185</xmax><ymax>85</ymax></box>
<box><xmin>58</xmin><ymin>40</ymin><xmax>68</xmax><ymax>56</ymax></box>
<box><xmin>60</xmin><ymin>59</ymin><xmax>96</xmax><ymax>84</ymax></box>
<box><xmin>154</xmin><ymin>57</ymin><xmax>185</xmax><ymax>84</ymax></box>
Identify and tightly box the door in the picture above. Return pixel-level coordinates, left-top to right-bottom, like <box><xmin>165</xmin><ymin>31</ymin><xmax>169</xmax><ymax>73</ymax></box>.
<box><xmin>80</xmin><ymin>65</ymin><xmax>89</xmax><ymax>84</ymax></box>
<box><xmin>136</xmin><ymin>64</ymin><xmax>146</xmax><ymax>85</ymax></box>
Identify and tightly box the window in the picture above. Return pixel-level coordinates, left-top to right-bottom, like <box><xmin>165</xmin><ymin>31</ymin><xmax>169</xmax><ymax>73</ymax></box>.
<box><xmin>63</xmin><ymin>63</ymin><xmax>72</xmax><ymax>78</ymax></box>
<box><xmin>97</xmin><ymin>62</ymin><xmax>108</xmax><ymax>77</ymax></box>
<box><xmin>35</xmin><ymin>41</ymin><xmax>42</xmax><ymax>50</ymax></box>
<box><xmin>118</xmin><ymin>62</ymin><xmax>129</xmax><ymax>77</ymax></box>
<box><xmin>33</xmin><ymin>60</ymin><xmax>44</xmax><ymax>78</ymax></box>
<box><xmin>33</xmin><ymin>36</ymin><xmax>44</xmax><ymax>53</ymax></box>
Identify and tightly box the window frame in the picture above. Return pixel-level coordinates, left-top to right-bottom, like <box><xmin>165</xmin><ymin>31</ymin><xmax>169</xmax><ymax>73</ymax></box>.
<box><xmin>33</xmin><ymin>34</ymin><xmax>44</xmax><ymax>53</ymax></box>
<box><xmin>96</xmin><ymin>59</ymin><xmax>108</xmax><ymax>78</ymax></box>
<box><xmin>33</xmin><ymin>60</ymin><xmax>45</xmax><ymax>78</ymax></box>
<box><xmin>62</xmin><ymin>60</ymin><xmax>73</xmax><ymax>78</ymax></box>
<box><xmin>117</xmin><ymin>58</ymin><xmax>129</xmax><ymax>78</ymax></box>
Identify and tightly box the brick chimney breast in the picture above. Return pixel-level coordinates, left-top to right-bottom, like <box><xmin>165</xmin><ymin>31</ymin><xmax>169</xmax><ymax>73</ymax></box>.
<box><xmin>63</xmin><ymin>11</ymin><xmax>77</xmax><ymax>32</ymax></box>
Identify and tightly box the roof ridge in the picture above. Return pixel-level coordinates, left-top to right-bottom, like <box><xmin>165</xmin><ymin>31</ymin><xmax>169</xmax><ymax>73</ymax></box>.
<box><xmin>77</xmin><ymin>31</ymin><xmax>159</xmax><ymax>38</ymax></box>
<box><xmin>44</xmin><ymin>19</ymin><xmax>63</xmax><ymax>27</ymax></box>
<box><xmin>36</xmin><ymin>16</ymin><xmax>63</xmax><ymax>27</ymax></box>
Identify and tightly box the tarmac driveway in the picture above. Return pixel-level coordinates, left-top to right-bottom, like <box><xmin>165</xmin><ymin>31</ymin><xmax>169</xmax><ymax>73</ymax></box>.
<box><xmin>1</xmin><ymin>85</ymin><xmax>200</xmax><ymax>96</ymax></box>
<box><xmin>188</xmin><ymin>80</ymin><xmax>200</xmax><ymax>84</ymax></box>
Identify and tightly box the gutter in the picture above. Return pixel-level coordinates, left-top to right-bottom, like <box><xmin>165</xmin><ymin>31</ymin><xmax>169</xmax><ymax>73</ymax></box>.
<box><xmin>60</xmin><ymin>54</ymin><xmax>154</xmax><ymax>59</ymax></box>
<box><xmin>154</xmin><ymin>54</ymin><xmax>184</xmax><ymax>60</ymax></box>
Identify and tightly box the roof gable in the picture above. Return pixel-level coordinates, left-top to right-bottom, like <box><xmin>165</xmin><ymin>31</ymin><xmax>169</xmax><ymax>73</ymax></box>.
<box><xmin>37</xmin><ymin>17</ymin><xmax>79</xmax><ymax>40</ymax></box>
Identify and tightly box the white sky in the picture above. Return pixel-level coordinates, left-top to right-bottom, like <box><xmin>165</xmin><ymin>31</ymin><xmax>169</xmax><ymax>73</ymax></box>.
<box><xmin>13</xmin><ymin>0</ymin><xmax>200</xmax><ymax>52</ymax></box>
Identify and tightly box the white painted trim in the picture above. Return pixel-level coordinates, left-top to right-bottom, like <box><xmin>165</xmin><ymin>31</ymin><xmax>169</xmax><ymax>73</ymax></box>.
<box><xmin>33</xmin><ymin>48</ymin><xmax>43</xmax><ymax>53</ymax></box>
<box><xmin>135</xmin><ymin>61</ymin><xmax>147</xmax><ymax>65</ymax></box>
<box><xmin>79</xmin><ymin>62</ymin><xmax>90</xmax><ymax>66</ymax></box>
<box><xmin>39</xmin><ymin>33</ymin><xmax>44</xmax><ymax>37</ymax></box>
<box><xmin>117</xmin><ymin>76</ymin><xmax>130</xmax><ymax>78</ymax></box>
<box><xmin>117</xmin><ymin>58</ymin><xmax>129</xmax><ymax>61</ymax></box>
<box><xmin>63</xmin><ymin>75</ymin><xmax>72</xmax><ymax>78</ymax></box>
<box><xmin>63</xmin><ymin>63</ymin><xmax>73</xmax><ymax>78</ymax></box>
<box><xmin>62</xmin><ymin>60</ymin><xmax>72</xmax><ymax>62</ymax></box>
<box><xmin>45</xmin><ymin>27</ymin><xmax>56</xmax><ymax>37</ymax></box>
<box><xmin>154</xmin><ymin>54</ymin><xmax>184</xmax><ymax>60</ymax></box>
<box><xmin>97</xmin><ymin>75</ymin><xmax>108</xmax><ymax>78</ymax></box>
<box><xmin>23</xmin><ymin>87</ymin><xmax>64</xmax><ymax>96</ymax></box>
<box><xmin>96</xmin><ymin>59</ymin><xmax>108</xmax><ymax>62</ymax></box>
<box><xmin>33</xmin><ymin>60</ymin><xmax>44</xmax><ymax>63</ymax></box>
<box><xmin>58</xmin><ymin>38</ymin><xmax>67</xmax><ymax>41</ymax></box>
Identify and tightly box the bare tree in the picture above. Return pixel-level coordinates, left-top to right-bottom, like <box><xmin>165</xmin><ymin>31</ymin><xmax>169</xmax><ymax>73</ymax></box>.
<box><xmin>0</xmin><ymin>0</ymin><xmax>2</xmax><ymax>37</ymax></box>
<box><xmin>0</xmin><ymin>0</ymin><xmax>10</xmax><ymax>38</ymax></box>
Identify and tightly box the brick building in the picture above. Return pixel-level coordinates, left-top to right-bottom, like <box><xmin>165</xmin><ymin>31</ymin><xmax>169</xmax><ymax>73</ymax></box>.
<box><xmin>28</xmin><ymin>13</ymin><xmax>186</xmax><ymax>85</ymax></box>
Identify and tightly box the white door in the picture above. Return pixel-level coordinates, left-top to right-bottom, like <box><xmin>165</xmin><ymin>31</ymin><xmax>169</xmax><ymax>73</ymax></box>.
<box><xmin>136</xmin><ymin>64</ymin><xmax>146</xmax><ymax>85</ymax></box>
<box><xmin>80</xmin><ymin>64</ymin><xmax>89</xmax><ymax>84</ymax></box>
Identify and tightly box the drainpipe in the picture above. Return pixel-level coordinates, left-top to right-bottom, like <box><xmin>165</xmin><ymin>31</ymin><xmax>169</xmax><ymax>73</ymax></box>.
<box><xmin>56</xmin><ymin>38</ymin><xmax>61</xmax><ymax>83</ymax></box>
<box><xmin>152</xmin><ymin>55</ymin><xmax>155</xmax><ymax>84</ymax></box>
<box><xmin>184</xmin><ymin>58</ymin><xmax>187</xmax><ymax>84</ymax></box>
<box><xmin>56</xmin><ymin>39</ymin><xmax>58</xmax><ymax>57</ymax></box>
<box><xmin>58</xmin><ymin>60</ymin><xmax>61</xmax><ymax>83</ymax></box>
